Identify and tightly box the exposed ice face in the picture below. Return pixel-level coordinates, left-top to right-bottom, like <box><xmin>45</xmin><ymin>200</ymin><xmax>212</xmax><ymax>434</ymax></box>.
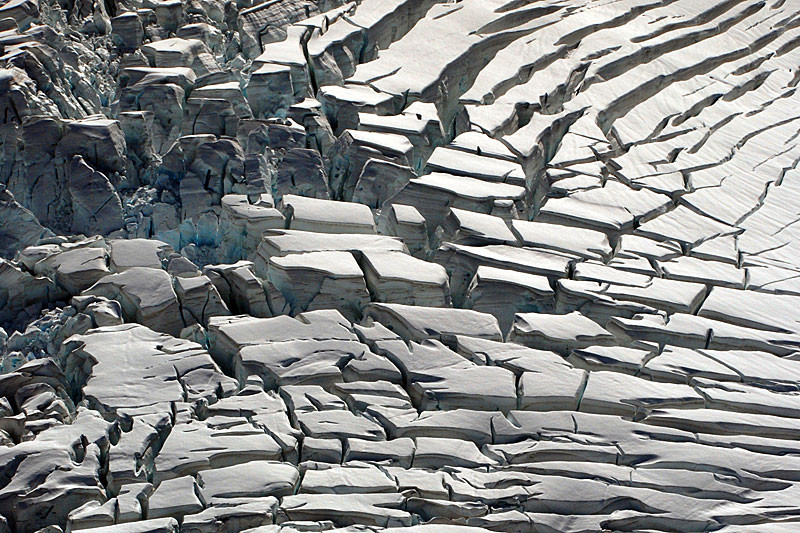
<box><xmin>2</xmin><ymin>0</ymin><xmax>800</xmax><ymax>531</ymax></box>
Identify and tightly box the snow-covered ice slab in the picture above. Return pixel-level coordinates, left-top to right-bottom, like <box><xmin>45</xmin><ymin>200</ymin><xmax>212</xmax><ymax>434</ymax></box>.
<box><xmin>267</xmin><ymin>250</ymin><xmax>370</xmax><ymax>321</ymax></box>
<box><xmin>510</xmin><ymin>311</ymin><xmax>617</xmax><ymax>353</ymax></box>
<box><xmin>255</xmin><ymin>230</ymin><xmax>405</xmax><ymax>266</ymax></box>
<box><xmin>281</xmin><ymin>194</ymin><xmax>376</xmax><ymax>234</ymax></box>
<box><xmin>359</xmin><ymin>250</ymin><xmax>450</xmax><ymax>307</ymax></box>
<box><xmin>364</xmin><ymin>303</ymin><xmax>502</xmax><ymax>343</ymax></box>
